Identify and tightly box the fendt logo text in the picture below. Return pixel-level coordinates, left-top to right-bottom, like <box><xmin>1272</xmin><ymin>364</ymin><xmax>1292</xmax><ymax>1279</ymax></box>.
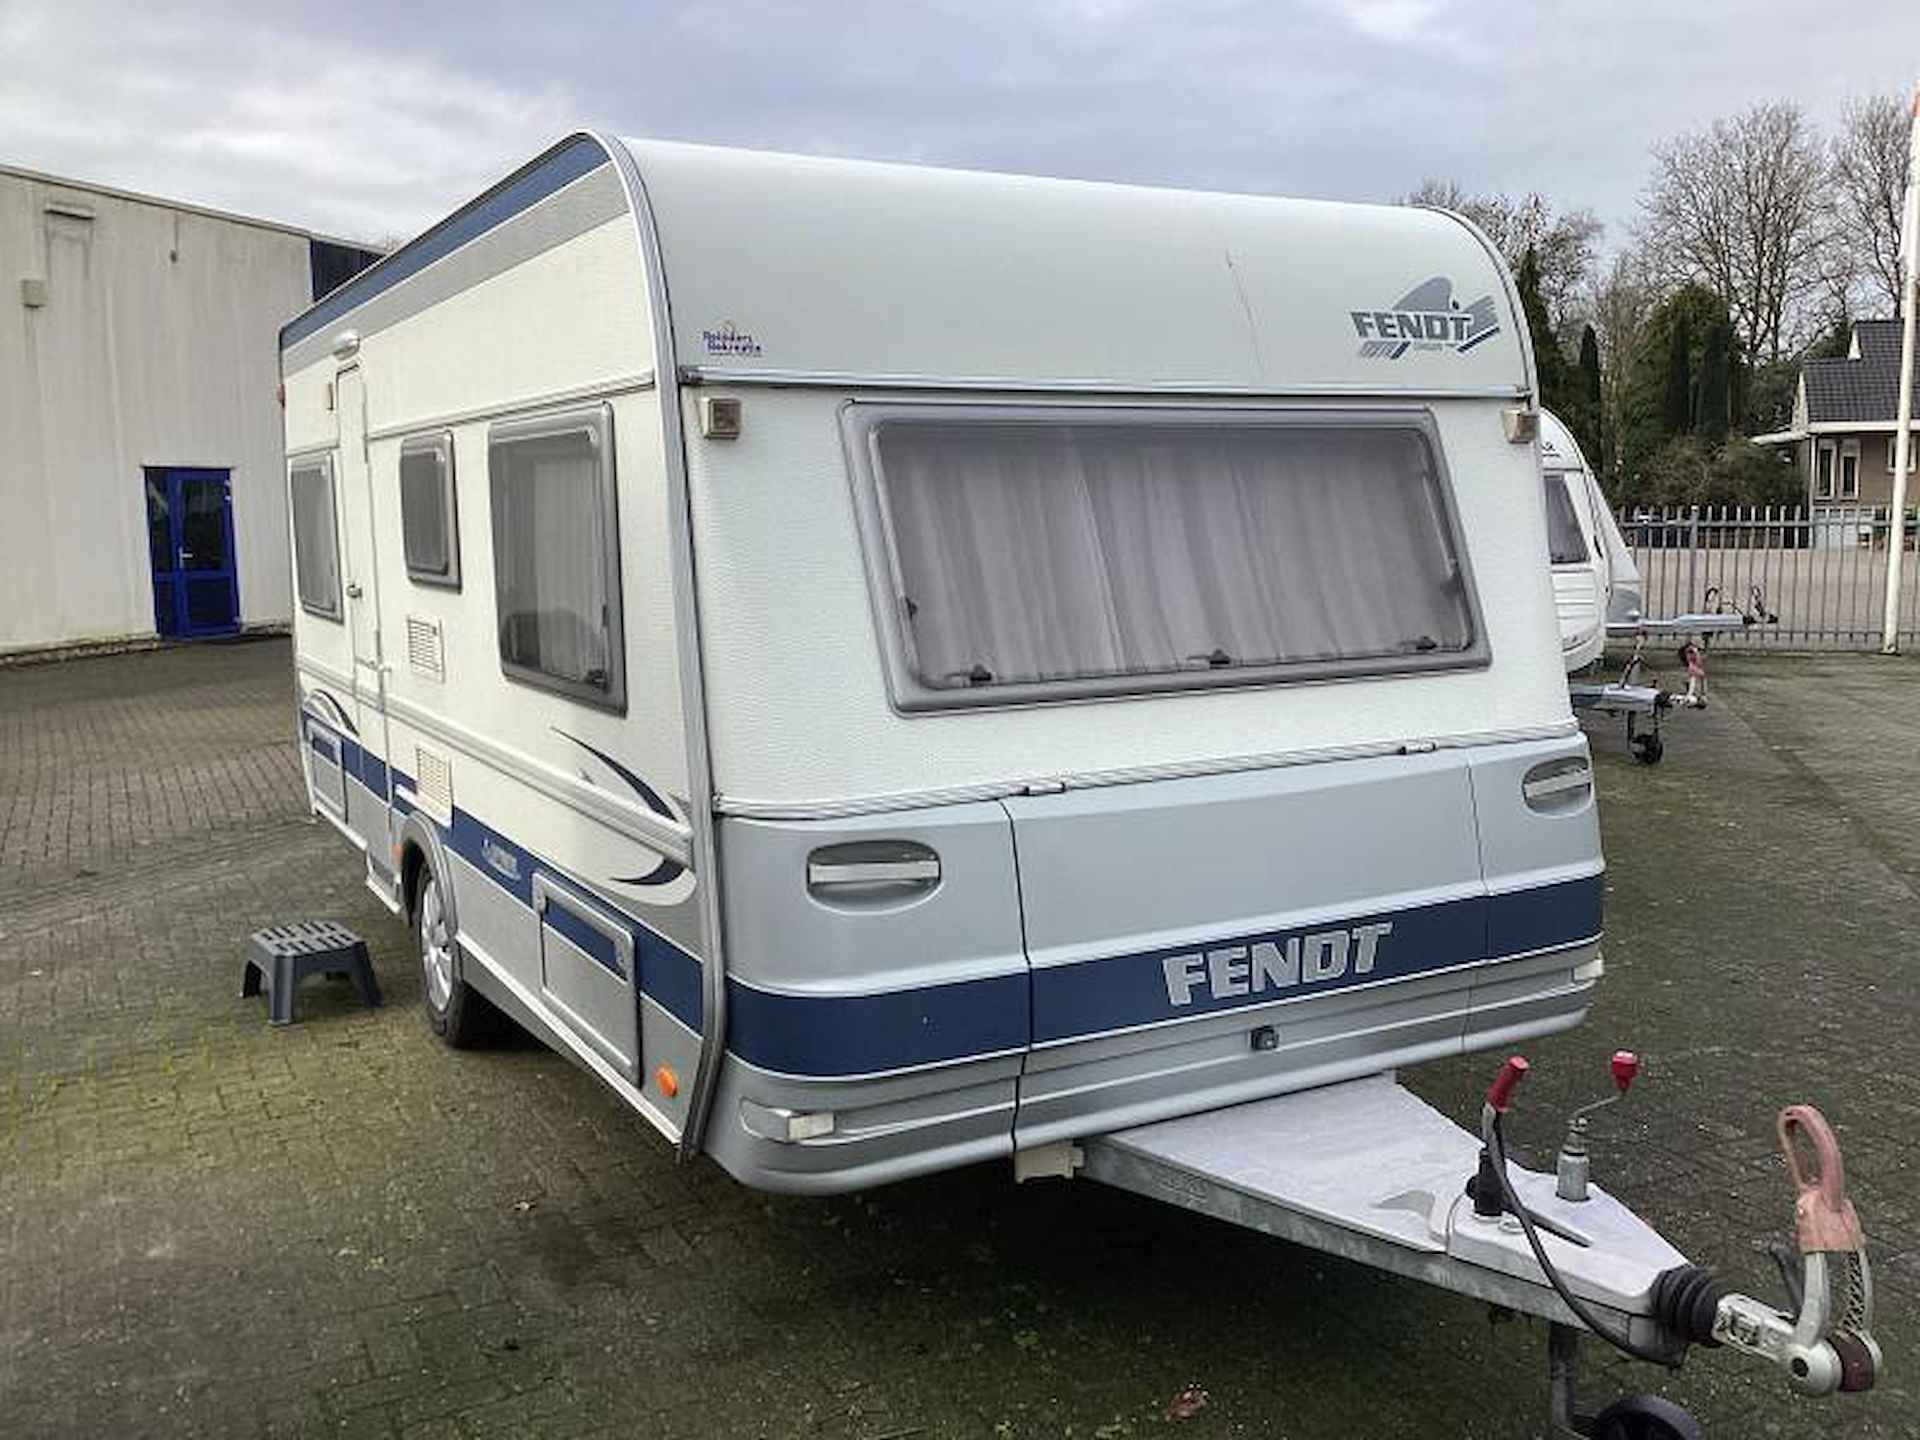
<box><xmin>1352</xmin><ymin>276</ymin><xmax>1500</xmax><ymax>360</ymax></box>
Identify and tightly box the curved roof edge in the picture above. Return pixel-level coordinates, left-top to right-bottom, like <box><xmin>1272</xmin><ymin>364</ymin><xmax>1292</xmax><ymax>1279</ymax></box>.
<box><xmin>1538</xmin><ymin>409</ymin><xmax>1594</xmax><ymax>474</ymax></box>
<box><xmin>621</xmin><ymin>136</ymin><xmax>1531</xmax><ymax>396</ymax></box>
<box><xmin>278</xmin><ymin>132</ymin><xmax>614</xmax><ymax>353</ymax></box>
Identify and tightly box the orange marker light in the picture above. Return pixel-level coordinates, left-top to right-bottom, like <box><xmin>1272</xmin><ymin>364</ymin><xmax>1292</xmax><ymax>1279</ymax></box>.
<box><xmin>654</xmin><ymin>1065</ymin><xmax>679</xmax><ymax>1098</ymax></box>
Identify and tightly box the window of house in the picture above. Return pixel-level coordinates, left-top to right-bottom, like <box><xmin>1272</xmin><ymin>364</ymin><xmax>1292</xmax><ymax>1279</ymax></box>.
<box><xmin>488</xmin><ymin>407</ymin><xmax>623</xmax><ymax>709</ymax></box>
<box><xmin>290</xmin><ymin>456</ymin><xmax>343</xmax><ymax>620</ymax></box>
<box><xmin>1543</xmin><ymin>474</ymin><xmax>1592</xmax><ymax>566</ymax></box>
<box><xmin>847</xmin><ymin>406</ymin><xmax>1484</xmax><ymax>710</ymax></box>
<box><xmin>1890</xmin><ymin>435</ymin><xmax>1918</xmax><ymax>474</ymax></box>
<box><xmin>1840</xmin><ymin>440</ymin><xmax>1860</xmax><ymax>500</ymax></box>
<box><xmin>1815</xmin><ymin>443</ymin><xmax>1836</xmax><ymax>500</ymax></box>
<box><xmin>399</xmin><ymin>431</ymin><xmax>460</xmax><ymax>587</ymax></box>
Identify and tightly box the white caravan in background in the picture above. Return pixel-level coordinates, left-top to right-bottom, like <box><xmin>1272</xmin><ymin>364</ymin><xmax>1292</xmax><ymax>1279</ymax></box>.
<box><xmin>279</xmin><ymin>134</ymin><xmax>1602</xmax><ymax>1194</ymax></box>
<box><xmin>1540</xmin><ymin>410</ymin><xmax>1642</xmax><ymax>672</ymax></box>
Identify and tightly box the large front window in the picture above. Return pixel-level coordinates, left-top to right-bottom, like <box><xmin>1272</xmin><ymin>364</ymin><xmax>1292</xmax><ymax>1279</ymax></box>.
<box><xmin>849</xmin><ymin>407</ymin><xmax>1484</xmax><ymax>709</ymax></box>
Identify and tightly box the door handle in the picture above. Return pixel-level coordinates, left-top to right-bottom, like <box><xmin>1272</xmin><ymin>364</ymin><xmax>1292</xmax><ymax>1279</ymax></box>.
<box><xmin>807</xmin><ymin>858</ymin><xmax>941</xmax><ymax>887</ymax></box>
<box><xmin>345</xmin><ymin>581</ymin><xmax>364</xmax><ymax>599</ymax></box>
<box><xmin>805</xmin><ymin>841</ymin><xmax>943</xmax><ymax>900</ymax></box>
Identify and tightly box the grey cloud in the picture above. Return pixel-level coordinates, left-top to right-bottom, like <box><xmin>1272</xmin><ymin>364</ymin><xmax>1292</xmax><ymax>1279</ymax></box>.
<box><xmin>3</xmin><ymin>0</ymin><xmax>1916</xmax><ymax>251</ymax></box>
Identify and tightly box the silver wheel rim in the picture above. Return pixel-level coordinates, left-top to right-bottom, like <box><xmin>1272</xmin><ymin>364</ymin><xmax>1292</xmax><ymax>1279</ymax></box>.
<box><xmin>420</xmin><ymin>874</ymin><xmax>454</xmax><ymax>1012</ymax></box>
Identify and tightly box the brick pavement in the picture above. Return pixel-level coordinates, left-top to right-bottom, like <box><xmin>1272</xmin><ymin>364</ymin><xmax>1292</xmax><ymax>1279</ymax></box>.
<box><xmin>1</xmin><ymin>640</ymin><xmax>1914</xmax><ymax>1438</ymax></box>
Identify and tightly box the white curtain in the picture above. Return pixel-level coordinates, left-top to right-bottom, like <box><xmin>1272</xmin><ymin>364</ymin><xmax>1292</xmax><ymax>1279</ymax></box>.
<box><xmin>494</xmin><ymin>436</ymin><xmax>608</xmax><ymax>686</ymax></box>
<box><xmin>874</xmin><ymin>420</ymin><xmax>1472</xmax><ymax>689</ymax></box>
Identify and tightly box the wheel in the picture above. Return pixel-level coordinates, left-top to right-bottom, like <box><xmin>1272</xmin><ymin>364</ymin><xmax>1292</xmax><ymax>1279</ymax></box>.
<box><xmin>1588</xmin><ymin>1394</ymin><xmax>1702</xmax><ymax>1440</ymax></box>
<box><xmin>1632</xmin><ymin>731</ymin><xmax>1664</xmax><ymax>765</ymax></box>
<box><xmin>414</xmin><ymin>860</ymin><xmax>496</xmax><ymax>1047</ymax></box>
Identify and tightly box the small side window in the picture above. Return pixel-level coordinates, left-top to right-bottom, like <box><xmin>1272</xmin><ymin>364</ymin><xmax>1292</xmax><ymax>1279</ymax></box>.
<box><xmin>1543</xmin><ymin>473</ymin><xmax>1592</xmax><ymax>566</ymax></box>
<box><xmin>488</xmin><ymin>407</ymin><xmax>624</xmax><ymax>710</ymax></box>
<box><xmin>290</xmin><ymin>457</ymin><xmax>343</xmax><ymax>620</ymax></box>
<box><xmin>400</xmin><ymin>431</ymin><xmax>460</xmax><ymax>588</ymax></box>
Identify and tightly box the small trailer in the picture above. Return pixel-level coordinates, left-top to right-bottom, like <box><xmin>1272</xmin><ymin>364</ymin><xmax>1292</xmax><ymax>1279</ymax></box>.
<box><xmin>280</xmin><ymin>135</ymin><xmax>1877</xmax><ymax>1433</ymax></box>
<box><xmin>1538</xmin><ymin>410</ymin><xmax>1752</xmax><ymax>764</ymax></box>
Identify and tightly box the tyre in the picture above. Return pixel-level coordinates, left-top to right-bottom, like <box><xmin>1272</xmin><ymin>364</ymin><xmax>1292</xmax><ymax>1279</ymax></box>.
<box><xmin>413</xmin><ymin>859</ymin><xmax>496</xmax><ymax>1048</ymax></box>
<box><xmin>1590</xmin><ymin>1393</ymin><xmax>1702</xmax><ymax>1440</ymax></box>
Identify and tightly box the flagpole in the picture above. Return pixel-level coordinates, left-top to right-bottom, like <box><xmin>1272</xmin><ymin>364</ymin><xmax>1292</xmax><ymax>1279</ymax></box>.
<box><xmin>1879</xmin><ymin>80</ymin><xmax>1920</xmax><ymax>654</ymax></box>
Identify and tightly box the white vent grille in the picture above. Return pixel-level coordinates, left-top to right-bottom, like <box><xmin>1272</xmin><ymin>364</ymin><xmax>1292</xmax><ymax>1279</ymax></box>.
<box><xmin>414</xmin><ymin>746</ymin><xmax>453</xmax><ymax>820</ymax></box>
<box><xmin>405</xmin><ymin>615</ymin><xmax>444</xmax><ymax>681</ymax></box>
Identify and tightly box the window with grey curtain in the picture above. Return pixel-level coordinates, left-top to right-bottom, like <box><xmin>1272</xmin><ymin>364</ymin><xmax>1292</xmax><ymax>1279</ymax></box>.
<box><xmin>1543</xmin><ymin>474</ymin><xmax>1591</xmax><ymax>566</ymax></box>
<box><xmin>871</xmin><ymin>418</ymin><xmax>1474</xmax><ymax>691</ymax></box>
<box><xmin>400</xmin><ymin>434</ymin><xmax>458</xmax><ymax>586</ymax></box>
<box><xmin>289</xmin><ymin>462</ymin><xmax>341</xmax><ymax>619</ymax></box>
<box><xmin>490</xmin><ymin>421</ymin><xmax>619</xmax><ymax>701</ymax></box>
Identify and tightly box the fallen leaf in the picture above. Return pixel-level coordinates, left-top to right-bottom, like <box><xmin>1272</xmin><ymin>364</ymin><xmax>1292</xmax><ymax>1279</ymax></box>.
<box><xmin>1165</xmin><ymin>1385</ymin><xmax>1209</xmax><ymax>1421</ymax></box>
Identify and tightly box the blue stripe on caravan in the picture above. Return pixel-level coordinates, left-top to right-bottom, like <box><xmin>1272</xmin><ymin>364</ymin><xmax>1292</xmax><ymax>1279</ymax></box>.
<box><xmin>1030</xmin><ymin>891</ymin><xmax>1493</xmax><ymax>1045</ymax></box>
<box><xmin>1489</xmin><ymin>873</ymin><xmax>1604</xmax><ymax>957</ymax></box>
<box><xmin>541</xmin><ymin>900</ymin><xmax>624</xmax><ymax>979</ymax></box>
<box><xmin>446</xmin><ymin>806</ymin><xmax>535</xmax><ymax>907</ymax></box>
<box><xmin>435</xmin><ymin>797</ymin><xmax>705</xmax><ymax>1032</ymax></box>
<box><xmin>640</xmin><ymin>939</ymin><xmax>704</xmax><ymax>1034</ymax></box>
<box><xmin>324</xmin><ymin>736</ymin><xmax>1601</xmax><ymax>1078</ymax></box>
<box><xmin>725</xmin><ymin>973</ymin><xmax>1030</xmax><ymax>1079</ymax></box>
<box><xmin>1029</xmin><ymin>877</ymin><xmax>1601</xmax><ymax>1047</ymax></box>
<box><xmin>308</xmin><ymin>732</ymin><xmax>337</xmax><ymax>763</ymax></box>
<box><xmin>281</xmin><ymin>135</ymin><xmax>612</xmax><ymax>350</ymax></box>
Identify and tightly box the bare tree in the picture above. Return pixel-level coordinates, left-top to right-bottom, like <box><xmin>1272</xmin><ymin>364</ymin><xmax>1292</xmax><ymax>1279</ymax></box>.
<box><xmin>1829</xmin><ymin>93</ymin><xmax>1910</xmax><ymax>315</ymax></box>
<box><xmin>1585</xmin><ymin>251</ymin><xmax>1659</xmax><ymax>479</ymax></box>
<box><xmin>1636</xmin><ymin>101</ymin><xmax>1829</xmax><ymax>365</ymax></box>
<box><xmin>1401</xmin><ymin>179</ymin><xmax>1602</xmax><ymax>317</ymax></box>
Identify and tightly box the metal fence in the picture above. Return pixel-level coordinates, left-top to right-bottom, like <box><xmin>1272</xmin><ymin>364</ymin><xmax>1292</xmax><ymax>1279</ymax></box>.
<box><xmin>1619</xmin><ymin>505</ymin><xmax>1920</xmax><ymax>650</ymax></box>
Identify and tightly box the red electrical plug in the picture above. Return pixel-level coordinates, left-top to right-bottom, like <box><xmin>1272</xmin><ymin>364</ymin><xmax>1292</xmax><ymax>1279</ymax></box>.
<box><xmin>1610</xmin><ymin>1050</ymin><xmax>1640</xmax><ymax>1094</ymax></box>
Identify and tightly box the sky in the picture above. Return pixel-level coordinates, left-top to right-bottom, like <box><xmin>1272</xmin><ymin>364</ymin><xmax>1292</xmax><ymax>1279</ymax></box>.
<box><xmin>2</xmin><ymin>1</ymin><xmax>1917</xmax><ymax>250</ymax></box>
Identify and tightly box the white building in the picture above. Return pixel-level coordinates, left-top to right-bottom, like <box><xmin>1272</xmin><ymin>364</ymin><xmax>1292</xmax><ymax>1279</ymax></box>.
<box><xmin>0</xmin><ymin>164</ymin><xmax>380</xmax><ymax>656</ymax></box>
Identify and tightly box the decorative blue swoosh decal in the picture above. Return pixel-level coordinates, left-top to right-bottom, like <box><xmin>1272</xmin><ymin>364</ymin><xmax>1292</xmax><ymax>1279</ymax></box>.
<box><xmin>553</xmin><ymin>729</ymin><xmax>688</xmax><ymax>887</ymax></box>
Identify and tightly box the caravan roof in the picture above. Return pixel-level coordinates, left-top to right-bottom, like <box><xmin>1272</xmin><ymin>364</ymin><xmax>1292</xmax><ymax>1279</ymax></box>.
<box><xmin>284</xmin><ymin>133</ymin><xmax>1533</xmax><ymax>401</ymax></box>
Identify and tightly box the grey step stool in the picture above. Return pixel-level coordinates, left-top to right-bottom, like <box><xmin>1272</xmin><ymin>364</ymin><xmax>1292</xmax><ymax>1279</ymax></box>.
<box><xmin>243</xmin><ymin>921</ymin><xmax>383</xmax><ymax>1025</ymax></box>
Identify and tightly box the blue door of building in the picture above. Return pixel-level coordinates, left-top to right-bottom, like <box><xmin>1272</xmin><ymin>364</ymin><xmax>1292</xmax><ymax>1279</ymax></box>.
<box><xmin>145</xmin><ymin>467</ymin><xmax>240</xmax><ymax>638</ymax></box>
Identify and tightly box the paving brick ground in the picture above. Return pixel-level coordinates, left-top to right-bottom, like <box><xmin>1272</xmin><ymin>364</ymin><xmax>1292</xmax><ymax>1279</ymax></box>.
<box><xmin>1</xmin><ymin>639</ymin><xmax>1915</xmax><ymax>1438</ymax></box>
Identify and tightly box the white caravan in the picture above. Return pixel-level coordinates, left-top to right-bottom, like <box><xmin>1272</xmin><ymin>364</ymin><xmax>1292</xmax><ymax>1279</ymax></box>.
<box><xmin>1540</xmin><ymin>410</ymin><xmax>1641</xmax><ymax>671</ymax></box>
<box><xmin>280</xmin><ymin>134</ymin><xmax>1603</xmax><ymax>1195</ymax></box>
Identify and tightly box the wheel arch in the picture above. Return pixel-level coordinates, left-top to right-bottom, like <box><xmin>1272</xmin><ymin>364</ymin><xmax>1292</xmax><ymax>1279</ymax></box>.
<box><xmin>397</xmin><ymin>812</ymin><xmax>457</xmax><ymax>932</ymax></box>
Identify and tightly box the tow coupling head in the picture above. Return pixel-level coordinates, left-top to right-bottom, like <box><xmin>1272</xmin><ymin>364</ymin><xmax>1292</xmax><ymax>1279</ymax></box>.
<box><xmin>1652</xmin><ymin>1105</ymin><xmax>1880</xmax><ymax>1395</ymax></box>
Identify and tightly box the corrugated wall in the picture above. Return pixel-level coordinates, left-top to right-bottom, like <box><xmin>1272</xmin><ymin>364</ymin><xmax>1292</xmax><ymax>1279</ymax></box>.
<box><xmin>0</xmin><ymin>172</ymin><xmax>311</xmax><ymax>652</ymax></box>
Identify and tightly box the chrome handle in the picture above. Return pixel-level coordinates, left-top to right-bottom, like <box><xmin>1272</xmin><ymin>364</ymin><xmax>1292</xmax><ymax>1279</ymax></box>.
<box><xmin>807</xmin><ymin>858</ymin><xmax>940</xmax><ymax>887</ymax></box>
<box><xmin>345</xmin><ymin>581</ymin><xmax>364</xmax><ymax>599</ymax></box>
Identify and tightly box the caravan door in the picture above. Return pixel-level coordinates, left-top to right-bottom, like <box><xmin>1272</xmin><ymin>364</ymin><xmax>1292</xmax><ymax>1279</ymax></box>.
<box><xmin>333</xmin><ymin>365</ymin><xmax>395</xmax><ymax>880</ymax></box>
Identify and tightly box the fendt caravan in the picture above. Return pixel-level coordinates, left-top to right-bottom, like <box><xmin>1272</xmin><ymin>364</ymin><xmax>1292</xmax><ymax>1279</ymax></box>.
<box><xmin>281</xmin><ymin>135</ymin><xmax>1603</xmax><ymax>1195</ymax></box>
<box><xmin>1540</xmin><ymin>410</ymin><xmax>1642</xmax><ymax>672</ymax></box>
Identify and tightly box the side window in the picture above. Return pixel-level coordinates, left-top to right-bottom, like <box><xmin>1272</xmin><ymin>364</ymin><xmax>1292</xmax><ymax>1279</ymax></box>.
<box><xmin>400</xmin><ymin>431</ymin><xmax>460</xmax><ymax>588</ymax></box>
<box><xmin>289</xmin><ymin>456</ymin><xmax>343</xmax><ymax>621</ymax></box>
<box><xmin>488</xmin><ymin>407</ymin><xmax>624</xmax><ymax>710</ymax></box>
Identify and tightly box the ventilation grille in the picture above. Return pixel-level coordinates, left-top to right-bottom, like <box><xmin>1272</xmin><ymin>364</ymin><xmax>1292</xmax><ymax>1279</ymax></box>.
<box><xmin>405</xmin><ymin>615</ymin><xmax>444</xmax><ymax>681</ymax></box>
<box><xmin>414</xmin><ymin>746</ymin><xmax>453</xmax><ymax>820</ymax></box>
